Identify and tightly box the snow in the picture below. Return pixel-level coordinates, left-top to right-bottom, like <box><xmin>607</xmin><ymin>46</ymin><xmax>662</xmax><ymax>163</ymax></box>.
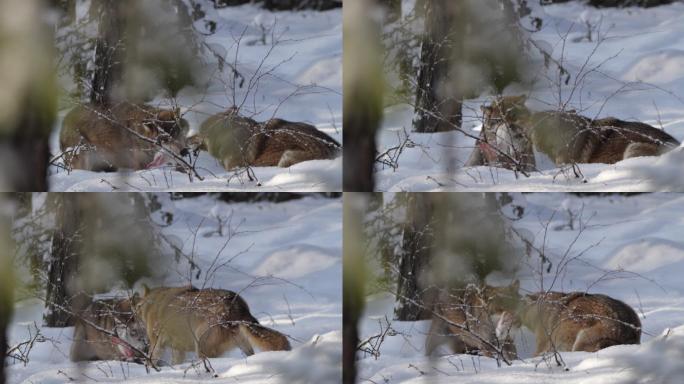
<box><xmin>358</xmin><ymin>193</ymin><xmax>684</xmax><ymax>383</ymax></box>
<box><xmin>49</xmin><ymin>3</ymin><xmax>342</xmax><ymax>192</ymax></box>
<box><xmin>6</xmin><ymin>195</ymin><xmax>342</xmax><ymax>383</ymax></box>
<box><xmin>376</xmin><ymin>1</ymin><xmax>684</xmax><ymax>191</ymax></box>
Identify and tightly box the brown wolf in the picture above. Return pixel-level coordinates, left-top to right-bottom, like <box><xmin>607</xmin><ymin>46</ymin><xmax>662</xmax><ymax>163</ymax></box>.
<box><xmin>469</xmin><ymin>95</ymin><xmax>680</xmax><ymax>169</ymax></box>
<box><xmin>425</xmin><ymin>283</ymin><xmax>517</xmax><ymax>360</ymax></box>
<box><xmin>60</xmin><ymin>102</ymin><xmax>189</xmax><ymax>171</ymax></box>
<box><xmin>504</xmin><ymin>291</ymin><xmax>641</xmax><ymax>355</ymax></box>
<box><xmin>70</xmin><ymin>296</ymin><xmax>148</xmax><ymax>362</ymax></box>
<box><xmin>466</xmin><ymin>95</ymin><xmax>536</xmax><ymax>172</ymax></box>
<box><xmin>192</xmin><ymin>107</ymin><xmax>340</xmax><ymax>170</ymax></box>
<box><xmin>137</xmin><ymin>285</ymin><xmax>290</xmax><ymax>366</ymax></box>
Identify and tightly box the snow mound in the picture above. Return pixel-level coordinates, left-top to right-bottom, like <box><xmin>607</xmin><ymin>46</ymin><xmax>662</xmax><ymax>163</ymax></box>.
<box><xmin>575</xmin><ymin>326</ymin><xmax>684</xmax><ymax>384</ymax></box>
<box><xmin>222</xmin><ymin>331</ymin><xmax>341</xmax><ymax>383</ymax></box>
<box><xmin>606</xmin><ymin>238</ymin><xmax>684</xmax><ymax>273</ymax></box>
<box><xmin>296</xmin><ymin>57</ymin><xmax>342</xmax><ymax>88</ymax></box>
<box><xmin>623</xmin><ymin>50</ymin><xmax>684</xmax><ymax>84</ymax></box>
<box><xmin>254</xmin><ymin>244</ymin><xmax>338</xmax><ymax>280</ymax></box>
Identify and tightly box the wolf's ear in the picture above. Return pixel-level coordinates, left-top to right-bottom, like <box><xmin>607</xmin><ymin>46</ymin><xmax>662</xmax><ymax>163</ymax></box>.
<box><xmin>510</xmin><ymin>279</ymin><xmax>520</xmax><ymax>292</ymax></box>
<box><xmin>142</xmin><ymin>284</ymin><xmax>150</xmax><ymax>297</ymax></box>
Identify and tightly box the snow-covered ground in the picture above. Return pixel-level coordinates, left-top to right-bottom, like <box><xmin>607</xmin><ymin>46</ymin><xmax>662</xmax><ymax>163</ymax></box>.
<box><xmin>49</xmin><ymin>3</ymin><xmax>342</xmax><ymax>191</ymax></box>
<box><xmin>377</xmin><ymin>2</ymin><xmax>684</xmax><ymax>191</ymax></box>
<box><xmin>358</xmin><ymin>193</ymin><xmax>684</xmax><ymax>383</ymax></box>
<box><xmin>6</xmin><ymin>195</ymin><xmax>342</xmax><ymax>383</ymax></box>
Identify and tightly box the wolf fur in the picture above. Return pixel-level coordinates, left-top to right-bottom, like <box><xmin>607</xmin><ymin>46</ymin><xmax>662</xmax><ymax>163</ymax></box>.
<box><xmin>137</xmin><ymin>285</ymin><xmax>290</xmax><ymax>365</ymax></box>
<box><xmin>70</xmin><ymin>296</ymin><xmax>148</xmax><ymax>362</ymax></box>
<box><xmin>60</xmin><ymin>102</ymin><xmax>189</xmax><ymax>171</ymax></box>
<box><xmin>191</xmin><ymin>107</ymin><xmax>340</xmax><ymax>170</ymax></box>
<box><xmin>469</xmin><ymin>95</ymin><xmax>679</xmax><ymax>170</ymax></box>
<box><xmin>511</xmin><ymin>291</ymin><xmax>641</xmax><ymax>355</ymax></box>
<box><xmin>425</xmin><ymin>283</ymin><xmax>517</xmax><ymax>360</ymax></box>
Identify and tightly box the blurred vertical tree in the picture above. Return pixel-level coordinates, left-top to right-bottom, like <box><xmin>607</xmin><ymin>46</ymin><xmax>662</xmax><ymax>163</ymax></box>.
<box><xmin>413</xmin><ymin>0</ymin><xmax>464</xmax><ymax>133</ymax></box>
<box><xmin>343</xmin><ymin>0</ymin><xmax>384</xmax><ymax>191</ymax></box>
<box><xmin>0</xmin><ymin>199</ymin><xmax>14</xmax><ymax>384</ymax></box>
<box><xmin>413</xmin><ymin>0</ymin><xmax>527</xmax><ymax>133</ymax></box>
<box><xmin>343</xmin><ymin>193</ymin><xmax>368</xmax><ymax>384</ymax></box>
<box><xmin>0</xmin><ymin>0</ymin><xmax>56</xmax><ymax>191</ymax></box>
<box><xmin>44</xmin><ymin>193</ymin><xmax>159</xmax><ymax>327</ymax></box>
<box><xmin>394</xmin><ymin>193</ymin><xmax>514</xmax><ymax>320</ymax></box>
<box><xmin>44</xmin><ymin>194</ymin><xmax>83</xmax><ymax>326</ymax></box>
<box><xmin>379</xmin><ymin>0</ymin><xmax>401</xmax><ymax>23</ymax></box>
<box><xmin>395</xmin><ymin>193</ymin><xmax>435</xmax><ymax>320</ymax></box>
<box><xmin>89</xmin><ymin>0</ymin><xmax>126</xmax><ymax>107</ymax></box>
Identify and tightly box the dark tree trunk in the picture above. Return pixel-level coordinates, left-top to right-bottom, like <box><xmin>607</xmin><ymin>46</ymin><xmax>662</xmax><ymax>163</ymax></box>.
<box><xmin>342</xmin><ymin>193</ymin><xmax>367</xmax><ymax>384</ymax></box>
<box><xmin>395</xmin><ymin>193</ymin><xmax>434</xmax><ymax>320</ymax></box>
<box><xmin>413</xmin><ymin>0</ymin><xmax>462</xmax><ymax>133</ymax></box>
<box><xmin>90</xmin><ymin>0</ymin><xmax>126</xmax><ymax>106</ymax></box>
<box><xmin>343</xmin><ymin>98</ymin><xmax>380</xmax><ymax>192</ymax></box>
<box><xmin>342</xmin><ymin>297</ymin><xmax>359</xmax><ymax>384</ymax></box>
<box><xmin>44</xmin><ymin>194</ymin><xmax>83</xmax><ymax>327</ymax></box>
<box><xmin>379</xmin><ymin>0</ymin><xmax>401</xmax><ymax>23</ymax></box>
<box><xmin>0</xmin><ymin>282</ymin><xmax>10</xmax><ymax>384</ymax></box>
<box><xmin>0</xmin><ymin>1</ymin><xmax>55</xmax><ymax>192</ymax></box>
<box><xmin>51</xmin><ymin>0</ymin><xmax>76</xmax><ymax>26</ymax></box>
<box><xmin>3</xmin><ymin>98</ymin><xmax>52</xmax><ymax>191</ymax></box>
<box><xmin>0</xmin><ymin>250</ymin><xmax>11</xmax><ymax>384</ymax></box>
<box><xmin>343</xmin><ymin>1</ymin><xmax>383</xmax><ymax>192</ymax></box>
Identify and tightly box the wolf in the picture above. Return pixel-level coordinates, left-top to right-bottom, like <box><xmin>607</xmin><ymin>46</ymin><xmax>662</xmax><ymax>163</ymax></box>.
<box><xmin>192</xmin><ymin>107</ymin><xmax>340</xmax><ymax>170</ymax></box>
<box><xmin>502</xmin><ymin>291</ymin><xmax>641</xmax><ymax>355</ymax></box>
<box><xmin>466</xmin><ymin>95</ymin><xmax>536</xmax><ymax>172</ymax></box>
<box><xmin>468</xmin><ymin>95</ymin><xmax>680</xmax><ymax>169</ymax></box>
<box><xmin>70</xmin><ymin>296</ymin><xmax>149</xmax><ymax>362</ymax></box>
<box><xmin>136</xmin><ymin>285</ymin><xmax>291</xmax><ymax>366</ymax></box>
<box><xmin>60</xmin><ymin>102</ymin><xmax>189</xmax><ymax>171</ymax></box>
<box><xmin>425</xmin><ymin>283</ymin><xmax>517</xmax><ymax>360</ymax></box>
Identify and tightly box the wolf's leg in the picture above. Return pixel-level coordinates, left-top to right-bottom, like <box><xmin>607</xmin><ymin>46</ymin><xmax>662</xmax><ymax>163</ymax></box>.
<box><xmin>236</xmin><ymin>333</ymin><xmax>255</xmax><ymax>356</ymax></box>
<box><xmin>623</xmin><ymin>142</ymin><xmax>660</xmax><ymax>159</ymax></box>
<box><xmin>278</xmin><ymin>150</ymin><xmax>317</xmax><ymax>167</ymax></box>
<box><xmin>171</xmin><ymin>349</ymin><xmax>186</xmax><ymax>365</ymax></box>
<box><xmin>465</xmin><ymin>145</ymin><xmax>485</xmax><ymax>167</ymax></box>
<box><xmin>425</xmin><ymin>319</ymin><xmax>446</xmax><ymax>356</ymax></box>
<box><xmin>149</xmin><ymin>335</ymin><xmax>165</xmax><ymax>365</ymax></box>
<box><xmin>534</xmin><ymin>331</ymin><xmax>552</xmax><ymax>355</ymax></box>
<box><xmin>572</xmin><ymin>328</ymin><xmax>619</xmax><ymax>352</ymax></box>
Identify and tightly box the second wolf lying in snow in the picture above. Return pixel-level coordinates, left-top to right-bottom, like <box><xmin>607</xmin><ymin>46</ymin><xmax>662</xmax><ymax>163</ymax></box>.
<box><xmin>496</xmin><ymin>289</ymin><xmax>641</xmax><ymax>355</ymax></box>
<box><xmin>137</xmin><ymin>285</ymin><xmax>291</xmax><ymax>366</ymax></box>
<box><xmin>467</xmin><ymin>95</ymin><xmax>680</xmax><ymax>172</ymax></box>
<box><xmin>426</xmin><ymin>280</ymin><xmax>641</xmax><ymax>359</ymax></box>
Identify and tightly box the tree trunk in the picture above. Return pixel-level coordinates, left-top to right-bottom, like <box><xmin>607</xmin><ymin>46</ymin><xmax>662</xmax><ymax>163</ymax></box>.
<box><xmin>395</xmin><ymin>193</ymin><xmax>434</xmax><ymax>320</ymax></box>
<box><xmin>413</xmin><ymin>0</ymin><xmax>462</xmax><ymax>133</ymax></box>
<box><xmin>90</xmin><ymin>0</ymin><xmax>126</xmax><ymax>106</ymax></box>
<box><xmin>0</xmin><ymin>0</ymin><xmax>55</xmax><ymax>192</ymax></box>
<box><xmin>379</xmin><ymin>0</ymin><xmax>401</xmax><ymax>23</ymax></box>
<box><xmin>343</xmin><ymin>0</ymin><xmax>383</xmax><ymax>192</ymax></box>
<box><xmin>343</xmin><ymin>193</ymin><xmax>368</xmax><ymax>384</ymax></box>
<box><xmin>3</xmin><ymin>98</ymin><xmax>53</xmax><ymax>191</ymax></box>
<box><xmin>0</xmin><ymin>215</ymin><xmax>13</xmax><ymax>384</ymax></box>
<box><xmin>44</xmin><ymin>194</ymin><xmax>82</xmax><ymax>327</ymax></box>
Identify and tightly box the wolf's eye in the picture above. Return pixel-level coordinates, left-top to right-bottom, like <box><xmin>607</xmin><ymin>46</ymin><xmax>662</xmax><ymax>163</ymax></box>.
<box><xmin>130</xmin><ymin>330</ymin><xmax>138</xmax><ymax>337</ymax></box>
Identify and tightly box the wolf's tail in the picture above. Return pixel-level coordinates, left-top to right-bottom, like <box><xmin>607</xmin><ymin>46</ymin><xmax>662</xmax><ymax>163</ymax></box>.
<box><xmin>239</xmin><ymin>322</ymin><xmax>291</xmax><ymax>352</ymax></box>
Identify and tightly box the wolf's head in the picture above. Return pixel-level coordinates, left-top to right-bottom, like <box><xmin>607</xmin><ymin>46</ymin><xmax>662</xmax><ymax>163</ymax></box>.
<box><xmin>481</xmin><ymin>95</ymin><xmax>529</xmax><ymax>126</ymax></box>
<box><xmin>482</xmin><ymin>280</ymin><xmax>521</xmax><ymax>315</ymax></box>
<box><xmin>112</xmin><ymin>295</ymin><xmax>149</xmax><ymax>360</ymax></box>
